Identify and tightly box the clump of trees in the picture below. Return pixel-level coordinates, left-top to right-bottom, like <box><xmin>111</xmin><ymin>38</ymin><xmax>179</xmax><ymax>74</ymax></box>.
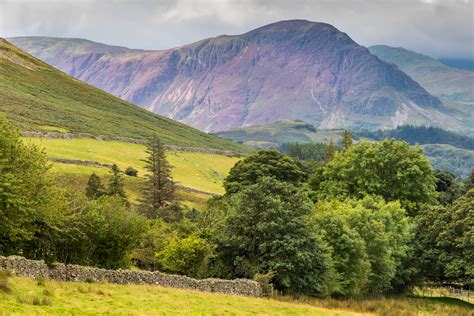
<box><xmin>1</xmin><ymin>117</ymin><xmax>472</xmax><ymax>299</ymax></box>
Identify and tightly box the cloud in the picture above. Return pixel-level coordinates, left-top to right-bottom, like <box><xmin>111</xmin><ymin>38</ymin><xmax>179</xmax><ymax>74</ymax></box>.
<box><xmin>0</xmin><ymin>0</ymin><xmax>472</xmax><ymax>58</ymax></box>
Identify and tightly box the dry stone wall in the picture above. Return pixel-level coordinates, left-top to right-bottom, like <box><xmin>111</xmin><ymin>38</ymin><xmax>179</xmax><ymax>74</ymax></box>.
<box><xmin>21</xmin><ymin>132</ymin><xmax>247</xmax><ymax>157</ymax></box>
<box><xmin>0</xmin><ymin>256</ymin><xmax>261</xmax><ymax>297</ymax></box>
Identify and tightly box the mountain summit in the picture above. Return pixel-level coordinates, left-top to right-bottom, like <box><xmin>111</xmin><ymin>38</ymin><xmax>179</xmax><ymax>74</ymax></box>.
<box><xmin>10</xmin><ymin>20</ymin><xmax>468</xmax><ymax>133</ymax></box>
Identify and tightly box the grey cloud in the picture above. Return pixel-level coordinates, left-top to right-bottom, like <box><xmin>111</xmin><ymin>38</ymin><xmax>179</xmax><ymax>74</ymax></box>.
<box><xmin>0</xmin><ymin>0</ymin><xmax>472</xmax><ymax>58</ymax></box>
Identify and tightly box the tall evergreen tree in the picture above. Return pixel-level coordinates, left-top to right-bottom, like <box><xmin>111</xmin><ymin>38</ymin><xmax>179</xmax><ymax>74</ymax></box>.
<box><xmin>108</xmin><ymin>164</ymin><xmax>127</xmax><ymax>199</ymax></box>
<box><xmin>140</xmin><ymin>136</ymin><xmax>175</xmax><ymax>218</ymax></box>
<box><xmin>324</xmin><ymin>140</ymin><xmax>336</xmax><ymax>162</ymax></box>
<box><xmin>342</xmin><ymin>130</ymin><xmax>353</xmax><ymax>149</ymax></box>
<box><xmin>85</xmin><ymin>173</ymin><xmax>105</xmax><ymax>199</ymax></box>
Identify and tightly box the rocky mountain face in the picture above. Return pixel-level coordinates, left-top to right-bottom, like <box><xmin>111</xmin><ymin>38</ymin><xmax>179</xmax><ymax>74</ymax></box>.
<box><xmin>9</xmin><ymin>20</ymin><xmax>469</xmax><ymax>133</ymax></box>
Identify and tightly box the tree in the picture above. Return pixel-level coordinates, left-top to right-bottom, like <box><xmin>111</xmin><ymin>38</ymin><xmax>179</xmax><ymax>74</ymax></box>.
<box><xmin>0</xmin><ymin>118</ymin><xmax>66</xmax><ymax>257</ymax></box>
<box><xmin>311</xmin><ymin>139</ymin><xmax>437</xmax><ymax>215</ymax></box>
<box><xmin>413</xmin><ymin>189</ymin><xmax>474</xmax><ymax>284</ymax></box>
<box><xmin>313</xmin><ymin>197</ymin><xmax>412</xmax><ymax>295</ymax></box>
<box><xmin>85</xmin><ymin>173</ymin><xmax>105</xmax><ymax>199</ymax></box>
<box><xmin>140</xmin><ymin>136</ymin><xmax>175</xmax><ymax>218</ymax></box>
<box><xmin>433</xmin><ymin>169</ymin><xmax>464</xmax><ymax>205</ymax></box>
<box><xmin>466</xmin><ymin>168</ymin><xmax>474</xmax><ymax>190</ymax></box>
<box><xmin>223</xmin><ymin>150</ymin><xmax>306</xmax><ymax>195</ymax></box>
<box><xmin>220</xmin><ymin>177</ymin><xmax>333</xmax><ymax>295</ymax></box>
<box><xmin>108</xmin><ymin>164</ymin><xmax>127</xmax><ymax>199</ymax></box>
<box><xmin>57</xmin><ymin>195</ymin><xmax>147</xmax><ymax>269</ymax></box>
<box><xmin>324</xmin><ymin>140</ymin><xmax>336</xmax><ymax>162</ymax></box>
<box><xmin>342</xmin><ymin>130</ymin><xmax>353</xmax><ymax>149</ymax></box>
<box><xmin>157</xmin><ymin>235</ymin><xmax>215</xmax><ymax>278</ymax></box>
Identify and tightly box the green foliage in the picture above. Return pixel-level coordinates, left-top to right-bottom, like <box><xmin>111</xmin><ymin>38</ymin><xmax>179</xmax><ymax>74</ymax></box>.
<box><xmin>413</xmin><ymin>189</ymin><xmax>474</xmax><ymax>284</ymax></box>
<box><xmin>85</xmin><ymin>173</ymin><xmax>105</xmax><ymax>199</ymax></box>
<box><xmin>359</xmin><ymin>125</ymin><xmax>474</xmax><ymax>150</ymax></box>
<box><xmin>324</xmin><ymin>140</ymin><xmax>336</xmax><ymax>162</ymax></box>
<box><xmin>280</xmin><ymin>142</ymin><xmax>327</xmax><ymax>162</ymax></box>
<box><xmin>124</xmin><ymin>167</ymin><xmax>138</xmax><ymax>177</ymax></box>
<box><xmin>140</xmin><ymin>136</ymin><xmax>175</xmax><ymax>218</ymax></box>
<box><xmin>220</xmin><ymin>177</ymin><xmax>332</xmax><ymax>296</ymax></box>
<box><xmin>422</xmin><ymin>144</ymin><xmax>473</xmax><ymax>178</ymax></box>
<box><xmin>313</xmin><ymin>197</ymin><xmax>412</xmax><ymax>295</ymax></box>
<box><xmin>311</xmin><ymin>139</ymin><xmax>437</xmax><ymax>215</ymax></box>
<box><xmin>157</xmin><ymin>235</ymin><xmax>215</xmax><ymax>278</ymax></box>
<box><xmin>224</xmin><ymin>150</ymin><xmax>306</xmax><ymax>194</ymax></box>
<box><xmin>0</xmin><ymin>118</ymin><xmax>67</xmax><ymax>257</ymax></box>
<box><xmin>108</xmin><ymin>164</ymin><xmax>127</xmax><ymax>200</ymax></box>
<box><xmin>342</xmin><ymin>130</ymin><xmax>353</xmax><ymax>150</ymax></box>
<box><xmin>57</xmin><ymin>195</ymin><xmax>147</xmax><ymax>269</ymax></box>
<box><xmin>433</xmin><ymin>169</ymin><xmax>464</xmax><ymax>205</ymax></box>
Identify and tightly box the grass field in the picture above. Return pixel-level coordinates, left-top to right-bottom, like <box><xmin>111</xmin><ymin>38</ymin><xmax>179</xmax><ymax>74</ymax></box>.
<box><xmin>24</xmin><ymin>137</ymin><xmax>240</xmax><ymax>195</ymax></box>
<box><xmin>1</xmin><ymin>277</ymin><xmax>472</xmax><ymax>315</ymax></box>
<box><xmin>0</xmin><ymin>277</ymin><xmax>355</xmax><ymax>316</ymax></box>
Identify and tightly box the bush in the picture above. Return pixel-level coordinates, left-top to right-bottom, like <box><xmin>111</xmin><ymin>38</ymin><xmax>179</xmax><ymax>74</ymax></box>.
<box><xmin>125</xmin><ymin>166</ymin><xmax>138</xmax><ymax>177</ymax></box>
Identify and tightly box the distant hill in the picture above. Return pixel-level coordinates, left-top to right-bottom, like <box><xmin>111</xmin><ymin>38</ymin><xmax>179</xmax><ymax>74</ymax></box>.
<box><xmin>358</xmin><ymin>125</ymin><xmax>474</xmax><ymax>150</ymax></box>
<box><xmin>439</xmin><ymin>58</ymin><xmax>474</xmax><ymax>71</ymax></box>
<box><xmin>421</xmin><ymin>144</ymin><xmax>473</xmax><ymax>178</ymax></box>
<box><xmin>216</xmin><ymin>120</ymin><xmax>344</xmax><ymax>149</ymax></box>
<box><xmin>9</xmin><ymin>20</ymin><xmax>469</xmax><ymax>134</ymax></box>
<box><xmin>0</xmin><ymin>39</ymin><xmax>248</xmax><ymax>152</ymax></box>
<box><xmin>369</xmin><ymin>45</ymin><xmax>474</xmax><ymax>104</ymax></box>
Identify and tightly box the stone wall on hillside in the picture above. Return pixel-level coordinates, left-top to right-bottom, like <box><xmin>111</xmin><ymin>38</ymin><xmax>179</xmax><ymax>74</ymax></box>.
<box><xmin>21</xmin><ymin>132</ymin><xmax>247</xmax><ymax>157</ymax></box>
<box><xmin>0</xmin><ymin>256</ymin><xmax>261</xmax><ymax>297</ymax></box>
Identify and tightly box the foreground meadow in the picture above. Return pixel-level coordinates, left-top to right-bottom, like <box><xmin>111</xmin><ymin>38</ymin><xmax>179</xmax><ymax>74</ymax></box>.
<box><xmin>0</xmin><ymin>277</ymin><xmax>472</xmax><ymax>315</ymax></box>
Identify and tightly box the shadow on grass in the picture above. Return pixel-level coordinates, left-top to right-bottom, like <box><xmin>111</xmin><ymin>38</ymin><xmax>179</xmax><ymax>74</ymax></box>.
<box><xmin>409</xmin><ymin>295</ymin><xmax>473</xmax><ymax>309</ymax></box>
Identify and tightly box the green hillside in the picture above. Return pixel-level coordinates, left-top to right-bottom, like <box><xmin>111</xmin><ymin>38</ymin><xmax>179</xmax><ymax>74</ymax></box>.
<box><xmin>216</xmin><ymin>120</ymin><xmax>344</xmax><ymax>149</ymax></box>
<box><xmin>0</xmin><ymin>39</ymin><xmax>249</xmax><ymax>152</ymax></box>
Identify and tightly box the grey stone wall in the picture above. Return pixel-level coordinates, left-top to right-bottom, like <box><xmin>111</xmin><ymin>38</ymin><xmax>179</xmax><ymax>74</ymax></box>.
<box><xmin>0</xmin><ymin>256</ymin><xmax>261</xmax><ymax>297</ymax></box>
<box><xmin>21</xmin><ymin>132</ymin><xmax>247</xmax><ymax>157</ymax></box>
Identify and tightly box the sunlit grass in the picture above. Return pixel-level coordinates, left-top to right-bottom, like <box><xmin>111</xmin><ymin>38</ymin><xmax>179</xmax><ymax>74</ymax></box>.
<box><xmin>24</xmin><ymin>137</ymin><xmax>240</xmax><ymax>194</ymax></box>
<box><xmin>0</xmin><ymin>277</ymin><xmax>356</xmax><ymax>315</ymax></box>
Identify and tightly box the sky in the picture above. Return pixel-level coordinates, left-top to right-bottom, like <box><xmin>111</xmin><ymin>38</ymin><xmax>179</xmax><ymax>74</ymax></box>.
<box><xmin>0</xmin><ymin>0</ymin><xmax>473</xmax><ymax>59</ymax></box>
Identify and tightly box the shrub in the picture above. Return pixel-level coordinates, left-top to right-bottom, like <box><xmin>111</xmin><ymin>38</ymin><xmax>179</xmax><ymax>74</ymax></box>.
<box><xmin>125</xmin><ymin>166</ymin><xmax>138</xmax><ymax>177</ymax></box>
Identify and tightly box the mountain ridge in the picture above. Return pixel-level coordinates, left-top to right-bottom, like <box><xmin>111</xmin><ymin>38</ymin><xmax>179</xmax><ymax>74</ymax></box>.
<box><xmin>0</xmin><ymin>38</ymin><xmax>249</xmax><ymax>152</ymax></box>
<box><xmin>9</xmin><ymin>20</ymin><xmax>470</xmax><ymax>134</ymax></box>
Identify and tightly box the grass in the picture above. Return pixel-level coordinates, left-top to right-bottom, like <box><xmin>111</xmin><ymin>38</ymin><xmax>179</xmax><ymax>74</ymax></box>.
<box><xmin>0</xmin><ymin>39</ymin><xmax>249</xmax><ymax>152</ymax></box>
<box><xmin>1</xmin><ymin>277</ymin><xmax>472</xmax><ymax>315</ymax></box>
<box><xmin>25</xmin><ymin>137</ymin><xmax>240</xmax><ymax>195</ymax></box>
<box><xmin>0</xmin><ymin>277</ymin><xmax>357</xmax><ymax>316</ymax></box>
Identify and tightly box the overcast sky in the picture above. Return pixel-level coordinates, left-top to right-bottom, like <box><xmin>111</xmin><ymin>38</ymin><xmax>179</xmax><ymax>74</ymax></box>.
<box><xmin>0</xmin><ymin>0</ymin><xmax>473</xmax><ymax>59</ymax></box>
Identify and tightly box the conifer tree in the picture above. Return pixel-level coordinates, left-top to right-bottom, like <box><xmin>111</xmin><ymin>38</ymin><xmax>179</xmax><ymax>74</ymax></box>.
<box><xmin>324</xmin><ymin>140</ymin><xmax>336</xmax><ymax>162</ymax></box>
<box><xmin>342</xmin><ymin>130</ymin><xmax>353</xmax><ymax>149</ymax></box>
<box><xmin>108</xmin><ymin>164</ymin><xmax>127</xmax><ymax>199</ymax></box>
<box><xmin>140</xmin><ymin>136</ymin><xmax>175</xmax><ymax>218</ymax></box>
<box><xmin>85</xmin><ymin>173</ymin><xmax>105</xmax><ymax>199</ymax></box>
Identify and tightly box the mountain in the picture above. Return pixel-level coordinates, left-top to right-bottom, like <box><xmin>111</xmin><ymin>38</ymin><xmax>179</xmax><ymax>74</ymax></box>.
<box><xmin>9</xmin><ymin>20</ymin><xmax>468</xmax><ymax>134</ymax></box>
<box><xmin>216</xmin><ymin>120</ymin><xmax>343</xmax><ymax>149</ymax></box>
<box><xmin>439</xmin><ymin>58</ymin><xmax>474</xmax><ymax>71</ymax></box>
<box><xmin>0</xmin><ymin>39</ymin><xmax>248</xmax><ymax>152</ymax></box>
<box><xmin>369</xmin><ymin>45</ymin><xmax>474</xmax><ymax>103</ymax></box>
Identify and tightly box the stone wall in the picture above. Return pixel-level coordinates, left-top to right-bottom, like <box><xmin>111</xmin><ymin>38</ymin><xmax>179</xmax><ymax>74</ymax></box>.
<box><xmin>0</xmin><ymin>256</ymin><xmax>261</xmax><ymax>297</ymax></box>
<box><xmin>21</xmin><ymin>132</ymin><xmax>247</xmax><ymax>157</ymax></box>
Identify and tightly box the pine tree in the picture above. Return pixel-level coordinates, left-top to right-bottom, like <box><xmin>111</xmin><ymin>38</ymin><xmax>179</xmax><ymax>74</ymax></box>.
<box><xmin>140</xmin><ymin>136</ymin><xmax>175</xmax><ymax>218</ymax></box>
<box><xmin>324</xmin><ymin>140</ymin><xmax>336</xmax><ymax>162</ymax></box>
<box><xmin>108</xmin><ymin>164</ymin><xmax>127</xmax><ymax>199</ymax></box>
<box><xmin>342</xmin><ymin>130</ymin><xmax>353</xmax><ymax>149</ymax></box>
<box><xmin>85</xmin><ymin>173</ymin><xmax>105</xmax><ymax>199</ymax></box>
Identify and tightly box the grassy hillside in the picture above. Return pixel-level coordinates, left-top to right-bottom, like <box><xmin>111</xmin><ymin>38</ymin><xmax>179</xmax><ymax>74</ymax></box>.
<box><xmin>216</xmin><ymin>120</ymin><xmax>344</xmax><ymax>149</ymax></box>
<box><xmin>0</xmin><ymin>39</ymin><xmax>249</xmax><ymax>152</ymax></box>
<box><xmin>24</xmin><ymin>137</ymin><xmax>240</xmax><ymax>196</ymax></box>
<box><xmin>1</xmin><ymin>276</ymin><xmax>471</xmax><ymax>315</ymax></box>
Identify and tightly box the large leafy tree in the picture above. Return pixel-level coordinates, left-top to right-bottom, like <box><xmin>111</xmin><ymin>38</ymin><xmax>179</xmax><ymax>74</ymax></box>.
<box><xmin>140</xmin><ymin>136</ymin><xmax>175</xmax><ymax>218</ymax></box>
<box><xmin>413</xmin><ymin>189</ymin><xmax>474</xmax><ymax>284</ymax></box>
<box><xmin>220</xmin><ymin>177</ymin><xmax>332</xmax><ymax>295</ymax></box>
<box><xmin>313</xmin><ymin>197</ymin><xmax>412</xmax><ymax>295</ymax></box>
<box><xmin>223</xmin><ymin>150</ymin><xmax>306</xmax><ymax>194</ymax></box>
<box><xmin>311</xmin><ymin>139</ymin><xmax>436</xmax><ymax>215</ymax></box>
